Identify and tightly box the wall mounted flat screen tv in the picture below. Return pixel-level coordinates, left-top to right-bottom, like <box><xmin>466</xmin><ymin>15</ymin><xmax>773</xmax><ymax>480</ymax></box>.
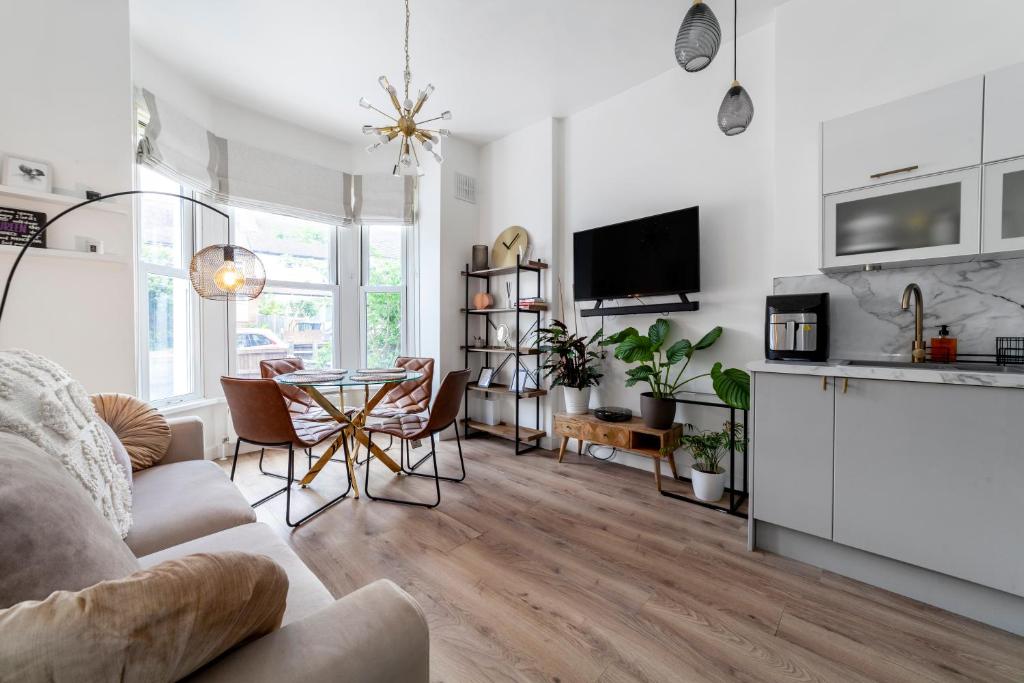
<box><xmin>573</xmin><ymin>206</ymin><xmax>700</xmax><ymax>301</ymax></box>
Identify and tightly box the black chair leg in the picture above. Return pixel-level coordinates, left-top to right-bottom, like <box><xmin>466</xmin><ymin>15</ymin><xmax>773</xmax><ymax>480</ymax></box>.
<box><xmin>257</xmin><ymin>447</ymin><xmax>288</xmax><ymax>481</ymax></box>
<box><xmin>404</xmin><ymin>424</ymin><xmax>466</xmax><ymax>483</ymax></box>
<box><xmin>284</xmin><ymin>440</ymin><xmax>354</xmax><ymax>528</ymax></box>
<box><xmin>229</xmin><ymin>439</ymin><xmax>241</xmax><ymax>481</ymax></box>
<box><xmin>364</xmin><ymin>432</ymin><xmax>440</xmax><ymax>508</ymax></box>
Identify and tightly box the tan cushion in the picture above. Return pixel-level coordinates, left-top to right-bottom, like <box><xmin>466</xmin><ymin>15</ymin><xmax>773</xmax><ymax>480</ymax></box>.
<box><xmin>92</xmin><ymin>393</ymin><xmax>171</xmax><ymax>471</ymax></box>
<box><xmin>140</xmin><ymin>522</ymin><xmax>333</xmax><ymax>626</ymax></box>
<box><xmin>0</xmin><ymin>551</ymin><xmax>287</xmax><ymax>683</ymax></box>
<box><xmin>0</xmin><ymin>433</ymin><xmax>139</xmax><ymax>609</ymax></box>
<box><xmin>125</xmin><ymin>460</ymin><xmax>256</xmax><ymax>557</ymax></box>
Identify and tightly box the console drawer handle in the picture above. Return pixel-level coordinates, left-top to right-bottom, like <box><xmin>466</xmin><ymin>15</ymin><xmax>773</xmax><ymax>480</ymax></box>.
<box><xmin>870</xmin><ymin>164</ymin><xmax>919</xmax><ymax>179</ymax></box>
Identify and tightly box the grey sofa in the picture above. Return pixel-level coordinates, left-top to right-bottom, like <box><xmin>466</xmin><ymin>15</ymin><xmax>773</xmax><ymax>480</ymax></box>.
<box><xmin>0</xmin><ymin>416</ymin><xmax>429</xmax><ymax>682</ymax></box>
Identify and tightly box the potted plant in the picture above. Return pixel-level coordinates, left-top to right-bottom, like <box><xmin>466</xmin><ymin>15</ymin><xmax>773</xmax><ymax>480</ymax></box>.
<box><xmin>682</xmin><ymin>422</ymin><xmax>745</xmax><ymax>502</ymax></box>
<box><xmin>602</xmin><ymin>318</ymin><xmax>750</xmax><ymax>429</ymax></box>
<box><xmin>537</xmin><ymin>320</ymin><xmax>604</xmax><ymax>414</ymax></box>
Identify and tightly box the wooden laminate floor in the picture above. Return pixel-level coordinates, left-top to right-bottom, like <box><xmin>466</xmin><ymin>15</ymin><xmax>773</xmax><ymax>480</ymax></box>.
<box><xmin>222</xmin><ymin>436</ymin><xmax>1024</xmax><ymax>683</ymax></box>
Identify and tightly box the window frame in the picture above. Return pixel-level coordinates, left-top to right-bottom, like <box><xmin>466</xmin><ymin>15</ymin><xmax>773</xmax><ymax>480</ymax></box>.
<box><xmin>135</xmin><ymin>166</ymin><xmax>203</xmax><ymax>407</ymax></box>
<box><xmin>359</xmin><ymin>223</ymin><xmax>410</xmax><ymax>367</ymax></box>
<box><xmin>227</xmin><ymin>207</ymin><xmax>343</xmax><ymax>376</ymax></box>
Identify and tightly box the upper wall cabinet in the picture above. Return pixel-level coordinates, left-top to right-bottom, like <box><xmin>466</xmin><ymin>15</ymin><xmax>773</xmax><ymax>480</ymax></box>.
<box><xmin>983</xmin><ymin>61</ymin><xmax>1024</xmax><ymax>163</ymax></box>
<box><xmin>822</xmin><ymin>77</ymin><xmax>983</xmax><ymax>196</ymax></box>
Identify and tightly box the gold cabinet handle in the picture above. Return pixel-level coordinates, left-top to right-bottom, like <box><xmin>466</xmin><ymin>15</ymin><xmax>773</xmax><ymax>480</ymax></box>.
<box><xmin>843</xmin><ymin>378</ymin><xmax>849</xmax><ymax>394</ymax></box>
<box><xmin>822</xmin><ymin>376</ymin><xmax>828</xmax><ymax>391</ymax></box>
<box><xmin>869</xmin><ymin>164</ymin><xmax>919</xmax><ymax>179</ymax></box>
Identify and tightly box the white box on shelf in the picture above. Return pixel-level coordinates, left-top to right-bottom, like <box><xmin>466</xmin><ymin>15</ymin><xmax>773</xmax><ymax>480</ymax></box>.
<box><xmin>478</xmin><ymin>397</ymin><xmax>500</xmax><ymax>426</ymax></box>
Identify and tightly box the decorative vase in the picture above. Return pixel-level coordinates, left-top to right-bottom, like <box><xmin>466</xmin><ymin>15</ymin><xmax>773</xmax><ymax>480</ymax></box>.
<box><xmin>471</xmin><ymin>245</ymin><xmax>488</xmax><ymax>272</ymax></box>
<box><xmin>691</xmin><ymin>466</ymin><xmax>727</xmax><ymax>502</ymax></box>
<box><xmin>479</xmin><ymin>397</ymin><xmax>500</xmax><ymax>426</ymax></box>
<box><xmin>640</xmin><ymin>392</ymin><xmax>676</xmax><ymax>429</ymax></box>
<box><xmin>472</xmin><ymin>291</ymin><xmax>494</xmax><ymax>310</ymax></box>
<box><xmin>562</xmin><ymin>386</ymin><xmax>591</xmax><ymax>415</ymax></box>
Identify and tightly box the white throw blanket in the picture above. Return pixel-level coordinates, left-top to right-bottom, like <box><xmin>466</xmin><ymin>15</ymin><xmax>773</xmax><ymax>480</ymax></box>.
<box><xmin>0</xmin><ymin>349</ymin><xmax>132</xmax><ymax>537</ymax></box>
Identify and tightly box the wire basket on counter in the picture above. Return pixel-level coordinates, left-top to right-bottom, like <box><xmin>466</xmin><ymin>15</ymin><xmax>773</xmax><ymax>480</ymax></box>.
<box><xmin>996</xmin><ymin>337</ymin><xmax>1024</xmax><ymax>365</ymax></box>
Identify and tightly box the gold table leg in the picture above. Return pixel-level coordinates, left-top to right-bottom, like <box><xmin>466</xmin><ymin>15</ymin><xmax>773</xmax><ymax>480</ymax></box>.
<box><xmin>300</xmin><ymin>384</ymin><xmax>401</xmax><ymax>487</ymax></box>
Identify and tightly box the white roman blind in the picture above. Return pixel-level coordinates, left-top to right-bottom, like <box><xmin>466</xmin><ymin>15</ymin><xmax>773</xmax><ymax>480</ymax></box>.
<box><xmin>136</xmin><ymin>88</ymin><xmax>352</xmax><ymax>225</ymax></box>
<box><xmin>345</xmin><ymin>173</ymin><xmax>417</xmax><ymax>226</ymax></box>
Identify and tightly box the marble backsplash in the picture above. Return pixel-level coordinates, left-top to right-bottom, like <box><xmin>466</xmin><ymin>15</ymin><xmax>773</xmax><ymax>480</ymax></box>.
<box><xmin>774</xmin><ymin>258</ymin><xmax>1024</xmax><ymax>361</ymax></box>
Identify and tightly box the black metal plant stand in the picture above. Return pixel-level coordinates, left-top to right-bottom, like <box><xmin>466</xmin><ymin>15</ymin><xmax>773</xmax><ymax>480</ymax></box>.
<box><xmin>461</xmin><ymin>257</ymin><xmax>548</xmax><ymax>455</ymax></box>
<box><xmin>660</xmin><ymin>394</ymin><xmax>749</xmax><ymax>518</ymax></box>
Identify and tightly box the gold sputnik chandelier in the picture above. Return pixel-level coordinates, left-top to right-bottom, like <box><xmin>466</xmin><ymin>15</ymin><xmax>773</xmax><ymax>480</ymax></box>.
<box><xmin>360</xmin><ymin>0</ymin><xmax>451</xmax><ymax>176</ymax></box>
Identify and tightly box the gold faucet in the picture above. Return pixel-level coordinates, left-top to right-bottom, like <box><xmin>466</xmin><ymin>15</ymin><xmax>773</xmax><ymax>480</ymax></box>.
<box><xmin>900</xmin><ymin>283</ymin><xmax>926</xmax><ymax>363</ymax></box>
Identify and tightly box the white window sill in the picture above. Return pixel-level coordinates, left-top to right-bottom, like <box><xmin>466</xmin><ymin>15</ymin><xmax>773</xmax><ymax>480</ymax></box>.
<box><xmin>158</xmin><ymin>397</ymin><xmax>226</xmax><ymax>415</ymax></box>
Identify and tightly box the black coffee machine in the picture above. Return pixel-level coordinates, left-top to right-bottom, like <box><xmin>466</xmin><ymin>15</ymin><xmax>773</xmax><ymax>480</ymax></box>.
<box><xmin>765</xmin><ymin>293</ymin><xmax>830</xmax><ymax>362</ymax></box>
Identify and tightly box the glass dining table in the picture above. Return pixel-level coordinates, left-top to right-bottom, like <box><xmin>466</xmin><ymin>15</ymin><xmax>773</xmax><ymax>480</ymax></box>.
<box><xmin>275</xmin><ymin>369</ymin><xmax>424</xmax><ymax>496</ymax></box>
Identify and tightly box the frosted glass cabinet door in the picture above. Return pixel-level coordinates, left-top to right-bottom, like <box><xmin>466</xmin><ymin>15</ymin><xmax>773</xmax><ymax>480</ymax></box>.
<box><xmin>822</xmin><ymin>167</ymin><xmax>981</xmax><ymax>270</ymax></box>
<box><xmin>982</xmin><ymin>157</ymin><xmax>1024</xmax><ymax>256</ymax></box>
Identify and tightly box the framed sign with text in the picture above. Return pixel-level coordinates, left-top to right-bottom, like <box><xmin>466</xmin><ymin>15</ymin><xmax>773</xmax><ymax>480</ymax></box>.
<box><xmin>0</xmin><ymin>207</ymin><xmax>46</xmax><ymax>249</ymax></box>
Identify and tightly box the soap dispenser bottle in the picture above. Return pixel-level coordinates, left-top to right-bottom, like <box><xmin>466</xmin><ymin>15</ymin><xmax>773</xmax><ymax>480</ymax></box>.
<box><xmin>930</xmin><ymin>325</ymin><xmax>957</xmax><ymax>363</ymax></box>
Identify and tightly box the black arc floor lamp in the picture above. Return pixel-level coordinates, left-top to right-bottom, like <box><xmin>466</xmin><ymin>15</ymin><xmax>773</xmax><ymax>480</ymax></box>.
<box><xmin>0</xmin><ymin>190</ymin><xmax>266</xmax><ymax>330</ymax></box>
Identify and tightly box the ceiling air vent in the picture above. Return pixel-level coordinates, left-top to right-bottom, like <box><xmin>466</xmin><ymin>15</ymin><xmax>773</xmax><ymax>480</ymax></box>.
<box><xmin>454</xmin><ymin>172</ymin><xmax>476</xmax><ymax>204</ymax></box>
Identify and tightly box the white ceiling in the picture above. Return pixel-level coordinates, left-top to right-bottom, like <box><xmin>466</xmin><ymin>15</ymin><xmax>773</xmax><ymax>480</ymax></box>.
<box><xmin>131</xmin><ymin>0</ymin><xmax>788</xmax><ymax>145</ymax></box>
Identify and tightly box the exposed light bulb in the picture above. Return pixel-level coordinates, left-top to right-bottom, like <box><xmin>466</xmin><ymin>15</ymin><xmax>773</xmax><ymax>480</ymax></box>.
<box><xmin>388</xmin><ymin>85</ymin><xmax>398</xmax><ymax>97</ymax></box>
<box><xmin>438</xmin><ymin>128</ymin><xmax>451</xmax><ymax>137</ymax></box>
<box><xmin>213</xmin><ymin>260</ymin><xmax>244</xmax><ymax>293</ymax></box>
<box><xmin>366</xmin><ymin>142</ymin><xmax>383</xmax><ymax>152</ymax></box>
<box><xmin>362</xmin><ymin>125</ymin><xmax>375</xmax><ymax>135</ymax></box>
<box><xmin>377</xmin><ymin>75</ymin><xmax>390</xmax><ymax>90</ymax></box>
<box><xmin>441</xmin><ymin>110</ymin><xmax>452</xmax><ymax>120</ymax></box>
<box><xmin>379</xmin><ymin>133</ymin><xmax>391</xmax><ymax>144</ymax></box>
<box><xmin>400</xmin><ymin>153</ymin><xmax>412</xmax><ymax>166</ymax></box>
<box><xmin>421</xmin><ymin>84</ymin><xmax>435</xmax><ymax>99</ymax></box>
<box><xmin>359</xmin><ymin>97</ymin><xmax>372</xmax><ymax>109</ymax></box>
<box><xmin>403</xmin><ymin>98</ymin><xmax>414</xmax><ymax>110</ymax></box>
<box><xmin>423</xmin><ymin>131</ymin><xmax>438</xmax><ymax>143</ymax></box>
<box><xmin>422</xmin><ymin>140</ymin><xmax>433</xmax><ymax>151</ymax></box>
<box><xmin>431</xmin><ymin>151</ymin><xmax>444</xmax><ymax>163</ymax></box>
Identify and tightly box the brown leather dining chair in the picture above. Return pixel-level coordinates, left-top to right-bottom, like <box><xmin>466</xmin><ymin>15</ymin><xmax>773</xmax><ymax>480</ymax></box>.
<box><xmin>357</xmin><ymin>356</ymin><xmax>435</xmax><ymax>462</ymax></box>
<box><xmin>259</xmin><ymin>357</ymin><xmax>333</xmax><ymax>420</ymax></box>
<box><xmin>363</xmin><ymin>368</ymin><xmax>470</xmax><ymax>508</ymax></box>
<box><xmin>221</xmin><ymin>376</ymin><xmax>354</xmax><ymax>527</ymax></box>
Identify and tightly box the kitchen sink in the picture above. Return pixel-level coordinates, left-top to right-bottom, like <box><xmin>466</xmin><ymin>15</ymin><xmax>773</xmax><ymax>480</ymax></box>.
<box><xmin>839</xmin><ymin>359</ymin><xmax>1024</xmax><ymax>374</ymax></box>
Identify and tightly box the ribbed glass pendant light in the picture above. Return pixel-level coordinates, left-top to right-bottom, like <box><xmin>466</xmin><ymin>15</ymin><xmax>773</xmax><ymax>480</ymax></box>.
<box><xmin>717</xmin><ymin>0</ymin><xmax>753</xmax><ymax>135</ymax></box>
<box><xmin>674</xmin><ymin>0</ymin><xmax>721</xmax><ymax>72</ymax></box>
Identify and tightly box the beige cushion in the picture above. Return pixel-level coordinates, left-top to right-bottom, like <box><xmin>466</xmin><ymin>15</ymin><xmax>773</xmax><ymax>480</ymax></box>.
<box><xmin>92</xmin><ymin>393</ymin><xmax>171</xmax><ymax>471</ymax></box>
<box><xmin>189</xmin><ymin>580</ymin><xmax>430</xmax><ymax>683</ymax></box>
<box><xmin>140</xmin><ymin>522</ymin><xmax>333</xmax><ymax>626</ymax></box>
<box><xmin>125</xmin><ymin>460</ymin><xmax>257</xmax><ymax>557</ymax></box>
<box><xmin>0</xmin><ymin>433</ymin><xmax>139</xmax><ymax>608</ymax></box>
<box><xmin>0</xmin><ymin>551</ymin><xmax>287</xmax><ymax>683</ymax></box>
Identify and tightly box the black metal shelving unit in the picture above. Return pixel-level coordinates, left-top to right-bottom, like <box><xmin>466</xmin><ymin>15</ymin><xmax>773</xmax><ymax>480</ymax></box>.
<box><xmin>660</xmin><ymin>391</ymin><xmax>749</xmax><ymax>518</ymax></box>
<box><xmin>461</xmin><ymin>258</ymin><xmax>547</xmax><ymax>455</ymax></box>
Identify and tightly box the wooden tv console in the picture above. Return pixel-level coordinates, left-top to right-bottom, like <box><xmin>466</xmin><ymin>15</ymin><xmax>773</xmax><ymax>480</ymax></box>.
<box><xmin>552</xmin><ymin>412</ymin><xmax>683</xmax><ymax>491</ymax></box>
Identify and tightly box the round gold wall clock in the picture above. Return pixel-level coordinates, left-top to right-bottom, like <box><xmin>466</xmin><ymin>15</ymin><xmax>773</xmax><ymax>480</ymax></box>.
<box><xmin>491</xmin><ymin>226</ymin><xmax>529</xmax><ymax>268</ymax></box>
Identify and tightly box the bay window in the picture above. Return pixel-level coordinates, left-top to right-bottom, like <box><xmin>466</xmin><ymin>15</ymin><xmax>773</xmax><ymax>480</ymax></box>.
<box><xmin>361</xmin><ymin>224</ymin><xmax>409</xmax><ymax>368</ymax></box>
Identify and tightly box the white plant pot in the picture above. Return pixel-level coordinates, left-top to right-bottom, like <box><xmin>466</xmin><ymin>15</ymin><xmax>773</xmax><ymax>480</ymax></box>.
<box><xmin>478</xmin><ymin>398</ymin><xmax>500</xmax><ymax>426</ymax></box>
<box><xmin>562</xmin><ymin>386</ymin><xmax>591</xmax><ymax>414</ymax></box>
<box><xmin>691</xmin><ymin>466</ymin><xmax>727</xmax><ymax>502</ymax></box>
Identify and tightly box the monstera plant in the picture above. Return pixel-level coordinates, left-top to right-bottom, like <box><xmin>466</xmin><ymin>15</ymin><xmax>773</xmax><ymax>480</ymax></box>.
<box><xmin>602</xmin><ymin>318</ymin><xmax>750</xmax><ymax>428</ymax></box>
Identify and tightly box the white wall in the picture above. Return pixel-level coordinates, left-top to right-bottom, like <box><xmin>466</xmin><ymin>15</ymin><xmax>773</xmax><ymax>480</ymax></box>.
<box><xmin>475</xmin><ymin>119</ymin><xmax>557</xmax><ymax>437</ymax></box>
<box><xmin>772</xmin><ymin>0</ymin><xmax>1024</xmax><ymax>277</ymax></box>
<box><xmin>0</xmin><ymin>0</ymin><xmax>135</xmax><ymax>393</ymax></box>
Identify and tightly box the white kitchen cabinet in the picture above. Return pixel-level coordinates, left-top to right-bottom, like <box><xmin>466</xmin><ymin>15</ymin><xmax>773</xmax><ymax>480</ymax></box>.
<box><xmin>822</xmin><ymin>167</ymin><xmax>981</xmax><ymax>269</ymax></box>
<box><xmin>982</xmin><ymin>157</ymin><xmax>1024</xmax><ymax>256</ymax></box>
<box><xmin>822</xmin><ymin>76</ymin><xmax>983</xmax><ymax>195</ymax></box>
<box><xmin>752</xmin><ymin>373</ymin><xmax>834</xmax><ymax>540</ymax></box>
<box><xmin>833</xmin><ymin>378</ymin><xmax>1024</xmax><ymax>597</ymax></box>
<box><xmin>983</xmin><ymin>61</ymin><xmax>1024</xmax><ymax>163</ymax></box>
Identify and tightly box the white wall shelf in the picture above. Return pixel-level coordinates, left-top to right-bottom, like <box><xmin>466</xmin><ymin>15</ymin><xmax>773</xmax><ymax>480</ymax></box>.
<box><xmin>0</xmin><ymin>244</ymin><xmax>127</xmax><ymax>264</ymax></box>
<box><xmin>0</xmin><ymin>184</ymin><xmax>128</xmax><ymax>215</ymax></box>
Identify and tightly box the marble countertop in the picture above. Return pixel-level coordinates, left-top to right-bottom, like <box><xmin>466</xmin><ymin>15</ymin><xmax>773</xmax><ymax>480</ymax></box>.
<box><xmin>747</xmin><ymin>359</ymin><xmax>1024</xmax><ymax>389</ymax></box>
